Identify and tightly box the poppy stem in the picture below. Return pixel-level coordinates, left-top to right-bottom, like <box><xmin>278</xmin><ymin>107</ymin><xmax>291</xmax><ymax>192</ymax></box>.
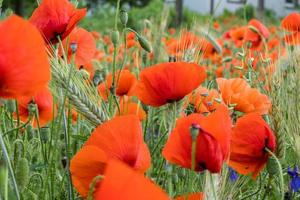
<box><xmin>265</xmin><ymin>148</ymin><xmax>284</xmax><ymax>200</ymax></box>
<box><xmin>87</xmin><ymin>175</ymin><xmax>104</xmax><ymax>200</ymax></box>
<box><xmin>0</xmin><ymin>130</ymin><xmax>20</xmax><ymax>200</ymax></box>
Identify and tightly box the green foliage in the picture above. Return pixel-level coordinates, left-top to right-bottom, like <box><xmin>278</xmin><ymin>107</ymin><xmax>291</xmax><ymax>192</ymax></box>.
<box><xmin>235</xmin><ymin>4</ymin><xmax>255</xmax><ymax>21</ymax></box>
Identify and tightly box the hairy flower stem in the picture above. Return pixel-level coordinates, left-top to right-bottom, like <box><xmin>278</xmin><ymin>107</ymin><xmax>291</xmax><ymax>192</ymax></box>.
<box><xmin>265</xmin><ymin>148</ymin><xmax>284</xmax><ymax>200</ymax></box>
<box><xmin>0</xmin><ymin>131</ymin><xmax>20</xmax><ymax>200</ymax></box>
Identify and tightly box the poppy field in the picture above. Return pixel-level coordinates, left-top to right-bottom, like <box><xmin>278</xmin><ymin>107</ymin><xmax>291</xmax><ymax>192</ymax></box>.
<box><xmin>0</xmin><ymin>0</ymin><xmax>300</xmax><ymax>199</ymax></box>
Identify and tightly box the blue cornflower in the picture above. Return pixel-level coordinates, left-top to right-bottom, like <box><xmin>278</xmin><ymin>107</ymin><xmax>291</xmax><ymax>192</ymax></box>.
<box><xmin>229</xmin><ymin>167</ymin><xmax>238</xmax><ymax>182</ymax></box>
<box><xmin>287</xmin><ymin>166</ymin><xmax>300</xmax><ymax>192</ymax></box>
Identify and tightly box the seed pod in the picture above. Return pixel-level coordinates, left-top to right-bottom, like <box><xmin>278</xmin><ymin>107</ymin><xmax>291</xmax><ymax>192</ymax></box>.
<box><xmin>28</xmin><ymin>102</ymin><xmax>38</xmax><ymax>116</ymax></box>
<box><xmin>119</xmin><ymin>10</ymin><xmax>128</xmax><ymax>26</ymax></box>
<box><xmin>111</xmin><ymin>30</ymin><xmax>119</xmax><ymax>47</ymax></box>
<box><xmin>40</xmin><ymin>127</ymin><xmax>50</xmax><ymax>143</ymax></box>
<box><xmin>137</xmin><ymin>35</ymin><xmax>152</xmax><ymax>53</ymax></box>
<box><xmin>93</xmin><ymin>70</ymin><xmax>103</xmax><ymax>86</ymax></box>
<box><xmin>15</xmin><ymin>157</ymin><xmax>30</xmax><ymax>192</ymax></box>
<box><xmin>70</xmin><ymin>42</ymin><xmax>77</xmax><ymax>54</ymax></box>
<box><xmin>266</xmin><ymin>156</ymin><xmax>279</xmax><ymax>176</ymax></box>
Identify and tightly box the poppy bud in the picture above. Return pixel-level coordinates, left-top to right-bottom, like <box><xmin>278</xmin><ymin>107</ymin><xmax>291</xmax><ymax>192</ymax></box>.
<box><xmin>111</xmin><ymin>30</ymin><xmax>119</xmax><ymax>47</ymax></box>
<box><xmin>222</xmin><ymin>56</ymin><xmax>232</xmax><ymax>63</ymax></box>
<box><xmin>248</xmin><ymin>25</ymin><xmax>259</xmax><ymax>34</ymax></box>
<box><xmin>236</xmin><ymin>52</ymin><xmax>245</xmax><ymax>59</ymax></box>
<box><xmin>266</xmin><ymin>156</ymin><xmax>279</xmax><ymax>176</ymax></box>
<box><xmin>78</xmin><ymin>68</ymin><xmax>90</xmax><ymax>80</ymax></box>
<box><xmin>93</xmin><ymin>70</ymin><xmax>103</xmax><ymax>86</ymax></box>
<box><xmin>234</xmin><ymin>66</ymin><xmax>243</xmax><ymax>70</ymax></box>
<box><xmin>137</xmin><ymin>35</ymin><xmax>152</xmax><ymax>53</ymax></box>
<box><xmin>28</xmin><ymin>102</ymin><xmax>37</xmax><ymax>116</ymax></box>
<box><xmin>40</xmin><ymin>127</ymin><xmax>50</xmax><ymax>143</ymax></box>
<box><xmin>189</xmin><ymin>123</ymin><xmax>200</xmax><ymax>140</ymax></box>
<box><xmin>119</xmin><ymin>10</ymin><xmax>128</xmax><ymax>26</ymax></box>
<box><xmin>26</xmin><ymin>124</ymin><xmax>35</xmax><ymax>140</ymax></box>
<box><xmin>5</xmin><ymin>99</ymin><xmax>16</xmax><ymax>113</ymax></box>
<box><xmin>70</xmin><ymin>42</ymin><xmax>77</xmax><ymax>54</ymax></box>
<box><xmin>246</xmin><ymin>41</ymin><xmax>252</xmax><ymax>48</ymax></box>
<box><xmin>15</xmin><ymin>157</ymin><xmax>29</xmax><ymax>191</ymax></box>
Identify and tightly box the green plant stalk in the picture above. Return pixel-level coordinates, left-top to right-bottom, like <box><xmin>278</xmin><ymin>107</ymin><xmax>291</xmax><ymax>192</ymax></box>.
<box><xmin>0</xmin><ymin>131</ymin><xmax>20</xmax><ymax>200</ymax></box>
<box><xmin>0</xmin><ymin>163</ymin><xmax>8</xmax><ymax>200</ymax></box>
<box><xmin>191</xmin><ymin>140</ymin><xmax>197</xmax><ymax>171</ymax></box>
<box><xmin>62</xmin><ymin>110</ymin><xmax>75</xmax><ymax>200</ymax></box>
<box><xmin>265</xmin><ymin>148</ymin><xmax>284</xmax><ymax>200</ymax></box>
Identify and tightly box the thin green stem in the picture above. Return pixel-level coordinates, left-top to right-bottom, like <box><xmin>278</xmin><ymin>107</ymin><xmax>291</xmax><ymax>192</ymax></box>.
<box><xmin>0</xmin><ymin>131</ymin><xmax>20</xmax><ymax>200</ymax></box>
<box><xmin>265</xmin><ymin>148</ymin><xmax>284</xmax><ymax>200</ymax></box>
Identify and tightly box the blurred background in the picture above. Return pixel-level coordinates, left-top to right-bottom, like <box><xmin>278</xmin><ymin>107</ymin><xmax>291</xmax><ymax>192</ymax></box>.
<box><xmin>1</xmin><ymin>0</ymin><xmax>299</xmax><ymax>30</ymax></box>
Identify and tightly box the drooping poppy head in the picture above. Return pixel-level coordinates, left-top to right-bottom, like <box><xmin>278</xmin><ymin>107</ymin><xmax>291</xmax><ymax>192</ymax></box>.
<box><xmin>244</xmin><ymin>19</ymin><xmax>270</xmax><ymax>50</ymax></box>
<box><xmin>98</xmin><ymin>70</ymin><xmax>137</xmax><ymax>101</ymax></box>
<box><xmin>60</xmin><ymin>27</ymin><xmax>96</xmax><ymax>66</ymax></box>
<box><xmin>229</xmin><ymin>113</ymin><xmax>276</xmax><ymax>179</ymax></box>
<box><xmin>162</xmin><ymin>105</ymin><xmax>232</xmax><ymax>173</ymax></box>
<box><xmin>29</xmin><ymin>0</ymin><xmax>87</xmax><ymax>44</ymax></box>
<box><xmin>133</xmin><ymin>62</ymin><xmax>206</xmax><ymax>107</ymax></box>
<box><xmin>175</xmin><ymin>192</ymin><xmax>204</xmax><ymax>200</ymax></box>
<box><xmin>281</xmin><ymin>12</ymin><xmax>300</xmax><ymax>32</ymax></box>
<box><xmin>16</xmin><ymin>88</ymin><xmax>56</xmax><ymax>128</ymax></box>
<box><xmin>70</xmin><ymin>115</ymin><xmax>151</xmax><ymax>197</ymax></box>
<box><xmin>0</xmin><ymin>15</ymin><xmax>50</xmax><ymax>99</ymax></box>
<box><xmin>94</xmin><ymin>160</ymin><xmax>169</xmax><ymax>200</ymax></box>
<box><xmin>116</xmin><ymin>96</ymin><xmax>147</xmax><ymax>121</ymax></box>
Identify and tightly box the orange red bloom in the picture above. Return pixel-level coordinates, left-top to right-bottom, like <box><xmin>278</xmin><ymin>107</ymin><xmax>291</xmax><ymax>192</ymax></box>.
<box><xmin>216</xmin><ymin>78</ymin><xmax>271</xmax><ymax>115</ymax></box>
<box><xmin>61</xmin><ymin>27</ymin><xmax>96</xmax><ymax>66</ymax></box>
<box><xmin>175</xmin><ymin>193</ymin><xmax>204</xmax><ymax>200</ymax></box>
<box><xmin>162</xmin><ymin>105</ymin><xmax>231</xmax><ymax>173</ymax></box>
<box><xmin>70</xmin><ymin>115</ymin><xmax>151</xmax><ymax>197</ymax></box>
<box><xmin>29</xmin><ymin>0</ymin><xmax>86</xmax><ymax>43</ymax></box>
<box><xmin>133</xmin><ymin>62</ymin><xmax>206</xmax><ymax>107</ymax></box>
<box><xmin>117</xmin><ymin>97</ymin><xmax>147</xmax><ymax>121</ymax></box>
<box><xmin>16</xmin><ymin>88</ymin><xmax>56</xmax><ymax>127</ymax></box>
<box><xmin>98</xmin><ymin>70</ymin><xmax>137</xmax><ymax>100</ymax></box>
<box><xmin>281</xmin><ymin>12</ymin><xmax>300</xmax><ymax>44</ymax></box>
<box><xmin>94</xmin><ymin>160</ymin><xmax>169</xmax><ymax>200</ymax></box>
<box><xmin>0</xmin><ymin>15</ymin><xmax>50</xmax><ymax>99</ymax></box>
<box><xmin>229</xmin><ymin>113</ymin><xmax>276</xmax><ymax>179</ymax></box>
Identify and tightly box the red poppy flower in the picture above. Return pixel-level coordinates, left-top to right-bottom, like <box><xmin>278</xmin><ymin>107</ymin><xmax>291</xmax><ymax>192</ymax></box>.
<box><xmin>117</xmin><ymin>96</ymin><xmax>147</xmax><ymax>121</ymax></box>
<box><xmin>70</xmin><ymin>115</ymin><xmax>151</xmax><ymax>197</ymax></box>
<box><xmin>230</xmin><ymin>27</ymin><xmax>247</xmax><ymax>48</ymax></box>
<box><xmin>281</xmin><ymin>12</ymin><xmax>300</xmax><ymax>44</ymax></box>
<box><xmin>216</xmin><ymin>78</ymin><xmax>271</xmax><ymax>115</ymax></box>
<box><xmin>162</xmin><ymin>105</ymin><xmax>231</xmax><ymax>173</ymax></box>
<box><xmin>98</xmin><ymin>70</ymin><xmax>137</xmax><ymax>101</ymax></box>
<box><xmin>175</xmin><ymin>192</ymin><xmax>204</xmax><ymax>200</ymax></box>
<box><xmin>0</xmin><ymin>15</ymin><xmax>50</xmax><ymax>99</ymax></box>
<box><xmin>94</xmin><ymin>160</ymin><xmax>169</xmax><ymax>200</ymax></box>
<box><xmin>281</xmin><ymin>12</ymin><xmax>300</xmax><ymax>32</ymax></box>
<box><xmin>29</xmin><ymin>0</ymin><xmax>86</xmax><ymax>44</ymax></box>
<box><xmin>244</xmin><ymin>19</ymin><xmax>270</xmax><ymax>49</ymax></box>
<box><xmin>16</xmin><ymin>88</ymin><xmax>56</xmax><ymax>127</ymax></box>
<box><xmin>133</xmin><ymin>62</ymin><xmax>206</xmax><ymax>107</ymax></box>
<box><xmin>229</xmin><ymin>113</ymin><xmax>276</xmax><ymax>179</ymax></box>
<box><xmin>60</xmin><ymin>27</ymin><xmax>96</xmax><ymax>66</ymax></box>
